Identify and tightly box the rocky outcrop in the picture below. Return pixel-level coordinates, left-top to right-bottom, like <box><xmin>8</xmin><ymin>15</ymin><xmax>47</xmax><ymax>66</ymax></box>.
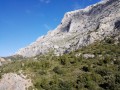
<box><xmin>16</xmin><ymin>0</ymin><xmax>120</xmax><ymax>57</ymax></box>
<box><xmin>0</xmin><ymin>73</ymin><xmax>32</xmax><ymax>90</ymax></box>
<box><xmin>83</xmin><ymin>54</ymin><xmax>95</xmax><ymax>59</ymax></box>
<box><xmin>0</xmin><ymin>57</ymin><xmax>11</xmax><ymax>66</ymax></box>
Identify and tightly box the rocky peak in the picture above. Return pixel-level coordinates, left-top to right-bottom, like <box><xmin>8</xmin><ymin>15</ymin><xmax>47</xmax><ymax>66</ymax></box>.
<box><xmin>16</xmin><ymin>0</ymin><xmax>120</xmax><ymax>57</ymax></box>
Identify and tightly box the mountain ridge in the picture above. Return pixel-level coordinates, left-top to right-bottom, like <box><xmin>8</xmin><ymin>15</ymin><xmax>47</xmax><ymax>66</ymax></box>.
<box><xmin>16</xmin><ymin>0</ymin><xmax>120</xmax><ymax>57</ymax></box>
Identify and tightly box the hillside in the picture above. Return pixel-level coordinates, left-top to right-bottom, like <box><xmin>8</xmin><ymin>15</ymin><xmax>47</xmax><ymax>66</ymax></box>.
<box><xmin>0</xmin><ymin>36</ymin><xmax>120</xmax><ymax>90</ymax></box>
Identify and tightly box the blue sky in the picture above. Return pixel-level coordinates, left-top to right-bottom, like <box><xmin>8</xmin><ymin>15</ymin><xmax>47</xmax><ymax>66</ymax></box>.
<box><xmin>0</xmin><ymin>0</ymin><xmax>101</xmax><ymax>57</ymax></box>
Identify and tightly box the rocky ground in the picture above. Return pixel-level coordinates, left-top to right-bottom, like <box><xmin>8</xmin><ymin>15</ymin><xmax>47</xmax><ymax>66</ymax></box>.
<box><xmin>0</xmin><ymin>57</ymin><xmax>11</xmax><ymax>66</ymax></box>
<box><xmin>0</xmin><ymin>73</ymin><xmax>32</xmax><ymax>90</ymax></box>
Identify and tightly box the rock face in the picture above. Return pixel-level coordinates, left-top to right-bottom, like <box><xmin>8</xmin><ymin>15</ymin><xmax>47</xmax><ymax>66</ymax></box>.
<box><xmin>0</xmin><ymin>57</ymin><xmax>10</xmax><ymax>66</ymax></box>
<box><xmin>16</xmin><ymin>0</ymin><xmax>120</xmax><ymax>57</ymax></box>
<box><xmin>0</xmin><ymin>73</ymin><xmax>32</xmax><ymax>90</ymax></box>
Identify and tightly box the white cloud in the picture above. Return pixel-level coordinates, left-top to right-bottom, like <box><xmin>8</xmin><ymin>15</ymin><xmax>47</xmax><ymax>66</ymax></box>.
<box><xmin>39</xmin><ymin>0</ymin><xmax>51</xmax><ymax>4</ymax></box>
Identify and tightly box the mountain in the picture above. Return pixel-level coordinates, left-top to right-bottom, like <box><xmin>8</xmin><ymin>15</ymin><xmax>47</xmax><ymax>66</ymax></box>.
<box><xmin>16</xmin><ymin>0</ymin><xmax>120</xmax><ymax>57</ymax></box>
<box><xmin>0</xmin><ymin>0</ymin><xmax>120</xmax><ymax>89</ymax></box>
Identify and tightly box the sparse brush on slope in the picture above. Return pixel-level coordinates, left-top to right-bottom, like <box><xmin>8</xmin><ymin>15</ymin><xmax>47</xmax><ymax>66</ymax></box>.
<box><xmin>0</xmin><ymin>36</ymin><xmax>120</xmax><ymax>90</ymax></box>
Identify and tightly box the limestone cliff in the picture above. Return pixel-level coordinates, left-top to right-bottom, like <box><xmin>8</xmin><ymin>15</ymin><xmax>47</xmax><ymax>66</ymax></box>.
<box><xmin>16</xmin><ymin>0</ymin><xmax>120</xmax><ymax>57</ymax></box>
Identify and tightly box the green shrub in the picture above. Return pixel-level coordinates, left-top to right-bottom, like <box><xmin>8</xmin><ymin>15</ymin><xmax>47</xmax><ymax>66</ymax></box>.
<box><xmin>114</xmin><ymin>60</ymin><xmax>120</xmax><ymax>65</ymax></box>
<box><xmin>82</xmin><ymin>66</ymin><xmax>90</xmax><ymax>72</ymax></box>
<box><xmin>115</xmin><ymin>73</ymin><xmax>120</xmax><ymax>84</ymax></box>
<box><xmin>59</xmin><ymin>56</ymin><xmax>67</xmax><ymax>65</ymax></box>
<box><xmin>105</xmin><ymin>37</ymin><xmax>114</xmax><ymax>44</ymax></box>
<box><xmin>0</xmin><ymin>74</ymin><xmax>2</xmax><ymax>79</ymax></box>
<box><xmin>34</xmin><ymin>81</ymin><xmax>41</xmax><ymax>89</ymax></box>
<box><xmin>59</xmin><ymin>81</ymin><xmax>72</xmax><ymax>90</ymax></box>
<box><xmin>95</xmin><ymin>67</ymin><xmax>112</xmax><ymax>76</ymax></box>
<box><xmin>41</xmin><ymin>61</ymin><xmax>51</xmax><ymax>69</ymax></box>
<box><xmin>39</xmin><ymin>70</ymin><xmax>47</xmax><ymax>75</ymax></box>
<box><xmin>53</xmin><ymin>66</ymin><xmax>63</xmax><ymax>74</ymax></box>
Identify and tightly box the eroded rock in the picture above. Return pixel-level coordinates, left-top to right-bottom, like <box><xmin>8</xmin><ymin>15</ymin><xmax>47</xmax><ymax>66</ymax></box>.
<box><xmin>0</xmin><ymin>73</ymin><xmax>32</xmax><ymax>90</ymax></box>
<box><xmin>83</xmin><ymin>54</ymin><xmax>95</xmax><ymax>59</ymax></box>
<box><xmin>16</xmin><ymin>0</ymin><xmax>120</xmax><ymax>57</ymax></box>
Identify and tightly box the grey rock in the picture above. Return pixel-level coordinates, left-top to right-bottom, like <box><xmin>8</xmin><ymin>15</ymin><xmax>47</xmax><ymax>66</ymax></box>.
<box><xmin>0</xmin><ymin>57</ymin><xmax>11</xmax><ymax>66</ymax></box>
<box><xmin>16</xmin><ymin>0</ymin><xmax>120</xmax><ymax>57</ymax></box>
<box><xmin>75</xmin><ymin>53</ymin><xmax>82</xmax><ymax>57</ymax></box>
<box><xmin>83</xmin><ymin>54</ymin><xmax>95</xmax><ymax>59</ymax></box>
<box><xmin>0</xmin><ymin>57</ymin><xmax>6</xmax><ymax>66</ymax></box>
<box><xmin>0</xmin><ymin>73</ymin><xmax>32</xmax><ymax>90</ymax></box>
<box><xmin>0</xmin><ymin>62</ymin><xmax>2</xmax><ymax>66</ymax></box>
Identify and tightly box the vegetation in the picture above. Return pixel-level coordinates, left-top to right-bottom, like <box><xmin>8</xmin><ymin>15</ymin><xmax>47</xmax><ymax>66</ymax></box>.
<box><xmin>0</xmin><ymin>37</ymin><xmax>120</xmax><ymax>90</ymax></box>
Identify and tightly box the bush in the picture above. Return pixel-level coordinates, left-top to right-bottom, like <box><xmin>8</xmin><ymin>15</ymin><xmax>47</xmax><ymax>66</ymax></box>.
<box><xmin>34</xmin><ymin>78</ymin><xmax>50</xmax><ymax>90</ymax></box>
<box><xmin>103</xmin><ymin>75</ymin><xmax>115</xmax><ymax>90</ymax></box>
<box><xmin>76</xmin><ymin>74</ymin><xmax>100</xmax><ymax>90</ymax></box>
<box><xmin>53</xmin><ymin>66</ymin><xmax>63</xmax><ymax>74</ymax></box>
<box><xmin>105</xmin><ymin>37</ymin><xmax>114</xmax><ymax>44</ymax></box>
<box><xmin>59</xmin><ymin>56</ymin><xmax>67</xmax><ymax>65</ymax></box>
<box><xmin>39</xmin><ymin>70</ymin><xmax>47</xmax><ymax>75</ymax></box>
<box><xmin>115</xmin><ymin>73</ymin><xmax>120</xmax><ymax>84</ymax></box>
<box><xmin>95</xmin><ymin>67</ymin><xmax>112</xmax><ymax>76</ymax></box>
<box><xmin>114</xmin><ymin>60</ymin><xmax>120</xmax><ymax>65</ymax></box>
<box><xmin>59</xmin><ymin>81</ymin><xmax>72</xmax><ymax>90</ymax></box>
<box><xmin>34</xmin><ymin>82</ymin><xmax>41</xmax><ymax>89</ymax></box>
<box><xmin>0</xmin><ymin>74</ymin><xmax>2</xmax><ymax>79</ymax></box>
<box><xmin>41</xmin><ymin>61</ymin><xmax>51</xmax><ymax>69</ymax></box>
<box><xmin>82</xmin><ymin>66</ymin><xmax>90</xmax><ymax>72</ymax></box>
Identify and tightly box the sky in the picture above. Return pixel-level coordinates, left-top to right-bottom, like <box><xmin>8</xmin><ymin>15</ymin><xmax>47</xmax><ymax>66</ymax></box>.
<box><xmin>0</xmin><ymin>0</ymin><xmax>101</xmax><ymax>57</ymax></box>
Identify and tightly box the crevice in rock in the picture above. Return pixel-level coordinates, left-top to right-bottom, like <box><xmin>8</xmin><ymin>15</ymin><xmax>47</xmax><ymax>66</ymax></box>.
<box><xmin>114</xmin><ymin>20</ymin><xmax>120</xmax><ymax>30</ymax></box>
<box><xmin>66</xmin><ymin>21</ymin><xmax>71</xmax><ymax>32</ymax></box>
<box><xmin>62</xmin><ymin>20</ymin><xmax>71</xmax><ymax>32</ymax></box>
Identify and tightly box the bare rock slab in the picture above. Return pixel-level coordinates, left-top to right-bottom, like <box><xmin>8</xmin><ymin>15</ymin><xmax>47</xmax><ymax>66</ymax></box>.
<box><xmin>0</xmin><ymin>73</ymin><xmax>32</xmax><ymax>90</ymax></box>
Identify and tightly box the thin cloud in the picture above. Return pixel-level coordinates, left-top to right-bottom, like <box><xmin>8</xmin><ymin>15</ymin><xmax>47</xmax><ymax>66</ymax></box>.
<box><xmin>73</xmin><ymin>2</ymin><xmax>82</xmax><ymax>10</ymax></box>
<box><xmin>39</xmin><ymin>0</ymin><xmax>51</xmax><ymax>4</ymax></box>
<box><xmin>44</xmin><ymin>24</ymin><xmax>52</xmax><ymax>30</ymax></box>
